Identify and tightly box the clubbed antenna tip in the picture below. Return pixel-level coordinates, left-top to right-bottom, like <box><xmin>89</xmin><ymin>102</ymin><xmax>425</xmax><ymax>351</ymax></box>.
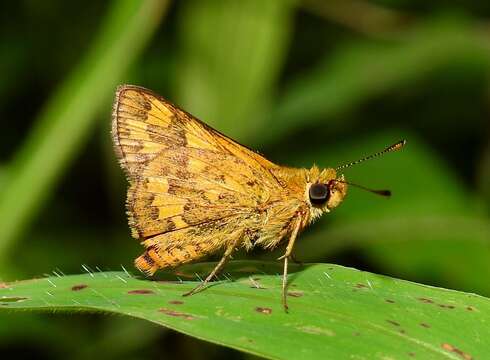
<box><xmin>335</xmin><ymin>140</ymin><xmax>406</xmax><ymax>171</ymax></box>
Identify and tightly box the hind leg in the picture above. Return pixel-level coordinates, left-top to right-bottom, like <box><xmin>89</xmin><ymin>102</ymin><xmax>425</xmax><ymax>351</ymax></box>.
<box><xmin>183</xmin><ymin>235</ymin><xmax>241</xmax><ymax>297</ymax></box>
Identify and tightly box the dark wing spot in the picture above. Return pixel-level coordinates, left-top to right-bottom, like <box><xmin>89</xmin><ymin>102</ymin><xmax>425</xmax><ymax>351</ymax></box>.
<box><xmin>166</xmin><ymin>220</ymin><xmax>177</xmax><ymax>231</ymax></box>
<box><xmin>134</xmin><ymin>94</ymin><xmax>152</xmax><ymax>110</ymax></box>
<box><xmin>150</xmin><ymin>207</ymin><xmax>160</xmax><ymax>220</ymax></box>
<box><xmin>176</xmin><ymin>169</ymin><xmax>191</xmax><ymax>180</ymax></box>
<box><xmin>143</xmin><ymin>252</ymin><xmax>155</xmax><ymax>266</ymax></box>
<box><xmin>146</xmin><ymin>124</ymin><xmax>169</xmax><ymax>144</ymax></box>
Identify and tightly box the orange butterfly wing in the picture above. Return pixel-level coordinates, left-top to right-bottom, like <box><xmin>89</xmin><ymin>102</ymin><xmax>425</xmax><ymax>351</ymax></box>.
<box><xmin>112</xmin><ymin>85</ymin><xmax>283</xmax><ymax>273</ymax></box>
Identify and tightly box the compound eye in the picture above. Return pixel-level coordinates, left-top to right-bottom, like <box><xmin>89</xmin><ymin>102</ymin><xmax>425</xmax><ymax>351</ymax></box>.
<box><xmin>309</xmin><ymin>183</ymin><xmax>330</xmax><ymax>205</ymax></box>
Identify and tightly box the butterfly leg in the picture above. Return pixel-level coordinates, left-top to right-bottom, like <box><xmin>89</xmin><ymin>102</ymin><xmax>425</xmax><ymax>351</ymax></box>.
<box><xmin>278</xmin><ymin>218</ymin><xmax>302</xmax><ymax>312</ymax></box>
<box><xmin>183</xmin><ymin>236</ymin><xmax>241</xmax><ymax>297</ymax></box>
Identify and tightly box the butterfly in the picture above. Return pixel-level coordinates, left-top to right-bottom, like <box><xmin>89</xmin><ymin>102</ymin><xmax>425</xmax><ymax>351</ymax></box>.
<box><xmin>111</xmin><ymin>84</ymin><xmax>405</xmax><ymax>311</ymax></box>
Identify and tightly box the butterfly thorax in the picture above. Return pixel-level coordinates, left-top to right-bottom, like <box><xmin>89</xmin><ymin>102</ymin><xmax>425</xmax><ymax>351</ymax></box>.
<box><xmin>252</xmin><ymin>165</ymin><xmax>346</xmax><ymax>250</ymax></box>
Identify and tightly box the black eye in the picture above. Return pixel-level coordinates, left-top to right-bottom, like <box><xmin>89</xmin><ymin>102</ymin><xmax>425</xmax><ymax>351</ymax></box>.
<box><xmin>309</xmin><ymin>183</ymin><xmax>330</xmax><ymax>205</ymax></box>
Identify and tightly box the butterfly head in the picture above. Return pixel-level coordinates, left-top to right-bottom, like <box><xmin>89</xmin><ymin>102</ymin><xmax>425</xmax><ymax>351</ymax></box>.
<box><xmin>305</xmin><ymin>140</ymin><xmax>406</xmax><ymax>220</ymax></box>
<box><xmin>306</xmin><ymin>168</ymin><xmax>348</xmax><ymax>219</ymax></box>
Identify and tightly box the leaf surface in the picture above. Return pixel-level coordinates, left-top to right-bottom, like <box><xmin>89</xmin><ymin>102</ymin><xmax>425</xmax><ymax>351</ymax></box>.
<box><xmin>1</xmin><ymin>261</ymin><xmax>488</xmax><ymax>360</ymax></box>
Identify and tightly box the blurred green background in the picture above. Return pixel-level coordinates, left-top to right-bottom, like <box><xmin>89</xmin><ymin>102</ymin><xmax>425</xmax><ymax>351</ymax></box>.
<box><xmin>1</xmin><ymin>0</ymin><xmax>489</xmax><ymax>359</ymax></box>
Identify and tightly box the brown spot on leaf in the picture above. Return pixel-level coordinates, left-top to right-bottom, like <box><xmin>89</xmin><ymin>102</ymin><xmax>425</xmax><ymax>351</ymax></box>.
<box><xmin>287</xmin><ymin>291</ymin><xmax>304</xmax><ymax>297</ymax></box>
<box><xmin>158</xmin><ymin>308</ymin><xmax>194</xmax><ymax>320</ymax></box>
<box><xmin>438</xmin><ymin>304</ymin><xmax>455</xmax><ymax>309</ymax></box>
<box><xmin>420</xmin><ymin>323</ymin><xmax>431</xmax><ymax>328</ymax></box>
<box><xmin>0</xmin><ymin>283</ymin><xmax>8</xmax><ymax>289</ymax></box>
<box><xmin>71</xmin><ymin>284</ymin><xmax>88</xmax><ymax>291</ymax></box>
<box><xmin>168</xmin><ymin>300</ymin><xmax>184</xmax><ymax>305</ymax></box>
<box><xmin>408</xmin><ymin>352</ymin><xmax>416</xmax><ymax>357</ymax></box>
<box><xmin>417</xmin><ymin>297</ymin><xmax>434</xmax><ymax>304</ymax></box>
<box><xmin>255</xmin><ymin>307</ymin><xmax>272</xmax><ymax>315</ymax></box>
<box><xmin>0</xmin><ymin>296</ymin><xmax>28</xmax><ymax>303</ymax></box>
<box><xmin>466</xmin><ymin>306</ymin><xmax>474</xmax><ymax>311</ymax></box>
<box><xmin>355</xmin><ymin>283</ymin><xmax>368</xmax><ymax>289</ymax></box>
<box><xmin>128</xmin><ymin>289</ymin><xmax>155</xmax><ymax>295</ymax></box>
<box><xmin>385</xmin><ymin>299</ymin><xmax>395</xmax><ymax>303</ymax></box>
<box><xmin>386</xmin><ymin>320</ymin><xmax>400</xmax><ymax>326</ymax></box>
<box><xmin>441</xmin><ymin>343</ymin><xmax>473</xmax><ymax>360</ymax></box>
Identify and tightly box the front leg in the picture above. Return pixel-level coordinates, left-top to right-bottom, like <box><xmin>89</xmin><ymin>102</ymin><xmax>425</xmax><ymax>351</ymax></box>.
<box><xmin>278</xmin><ymin>217</ymin><xmax>302</xmax><ymax>312</ymax></box>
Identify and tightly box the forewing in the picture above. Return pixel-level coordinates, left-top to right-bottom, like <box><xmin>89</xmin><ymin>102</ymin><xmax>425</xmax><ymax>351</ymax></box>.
<box><xmin>112</xmin><ymin>85</ymin><xmax>281</xmax><ymax>243</ymax></box>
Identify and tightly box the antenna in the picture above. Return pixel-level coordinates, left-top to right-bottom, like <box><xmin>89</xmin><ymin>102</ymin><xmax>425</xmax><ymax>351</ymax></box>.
<box><xmin>335</xmin><ymin>140</ymin><xmax>406</xmax><ymax>171</ymax></box>
<box><xmin>331</xmin><ymin>179</ymin><xmax>391</xmax><ymax>197</ymax></box>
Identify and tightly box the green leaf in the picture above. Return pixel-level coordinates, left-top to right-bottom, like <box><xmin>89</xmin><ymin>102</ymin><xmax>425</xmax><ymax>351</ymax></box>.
<box><xmin>1</xmin><ymin>261</ymin><xmax>488</xmax><ymax>360</ymax></box>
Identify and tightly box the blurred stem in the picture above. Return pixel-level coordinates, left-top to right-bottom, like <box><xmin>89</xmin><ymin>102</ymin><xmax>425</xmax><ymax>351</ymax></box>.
<box><xmin>302</xmin><ymin>0</ymin><xmax>413</xmax><ymax>37</ymax></box>
<box><xmin>176</xmin><ymin>0</ymin><xmax>295</xmax><ymax>141</ymax></box>
<box><xmin>0</xmin><ymin>0</ymin><xmax>168</xmax><ymax>277</ymax></box>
